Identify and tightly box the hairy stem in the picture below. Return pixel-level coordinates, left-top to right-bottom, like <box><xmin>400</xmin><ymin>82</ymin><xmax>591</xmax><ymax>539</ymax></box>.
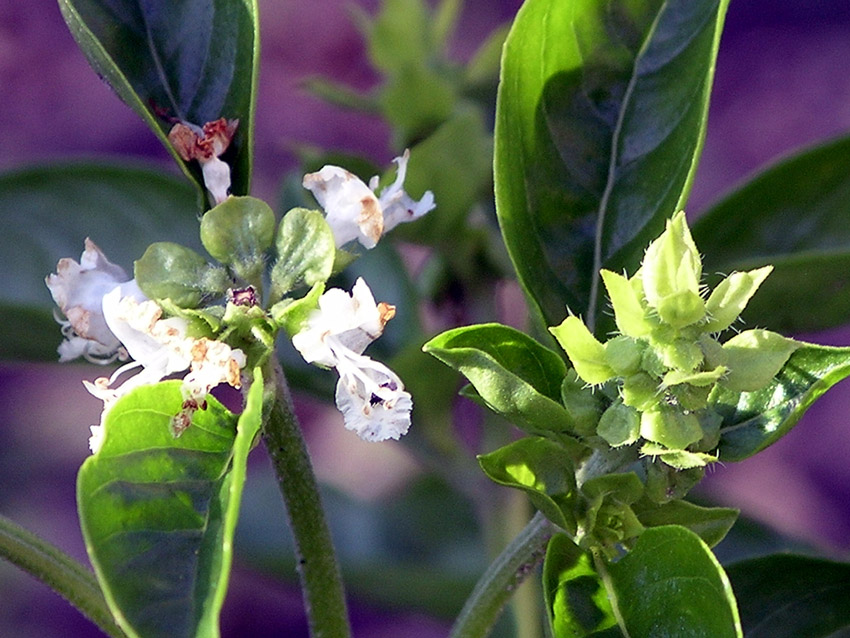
<box><xmin>451</xmin><ymin>511</ymin><xmax>554</xmax><ymax>638</ymax></box>
<box><xmin>0</xmin><ymin>514</ymin><xmax>128</xmax><ymax>638</ymax></box>
<box><xmin>261</xmin><ymin>362</ymin><xmax>351</xmax><ymax>638</ymax></box>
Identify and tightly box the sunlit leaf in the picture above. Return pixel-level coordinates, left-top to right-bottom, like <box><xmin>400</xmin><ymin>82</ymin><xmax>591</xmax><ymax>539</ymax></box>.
<box><xmin>495</xmin><ymin>0</ymin><xmax>729</xmax><ymax>331</ymax></box>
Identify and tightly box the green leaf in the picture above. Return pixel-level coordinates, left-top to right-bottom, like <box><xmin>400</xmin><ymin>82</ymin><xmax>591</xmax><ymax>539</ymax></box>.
<box><xmin>633</xmin><ymin>499</ymin><xmax>738</xmax><ymax>548</ymax></box>
<box><xmin>361</xmin><ymin>0</ymin><xmax>432</xmax><ymax>75</ymax></box>
<box><xmin>77</xmin><ymin>374</ymin><xmax>263</xmax><ymax>638</ymax></box>
<box><xmin>726</xmin><ymin>554</ymin><xmax>850</xmax><ymax>638</ymax></box>
<box><xmin>543</xmin><ymin>533</ymin><xmax>617</xmax><ymax>637</ymax></box>
<box><xmin>694</xmin><ymin>135</ymin><xmax>850</xmax><ymax>332</ymax></box>
<box><xmin>269</xmin><ymin>208</ymin><xmax>335</xmax><ymax>303</ymax></box>
<box><xmin>715</xmin><ymin>344</ymin><xmax>850</xmax><ymax>461</ymax></box>
<box><xmin>478</xmin><ymin>438</ymin><xmax>578</xmax><ymax>531</ymax></box>
<box><xmin>0</xmin><ymin>163</ymin><xmax>199</xmax><ymax>360</ymax></box>
<box><xmin>57</xmin><ymin>0</ymin><xmax>259</xmax><ymax>200</ymax></box>
<box><xmin>494</xmin><ymin>0</ymin><xmax>730</xmax><ymax>330</ymax></box>
<box><xmin>200</xmin><ymin>196</ymin><xmax>275</xmax><ymax>277</ymax></box>
<box><xmin>424</xmin><ymin>323</ymin><xmax>577</xmax><ymax>436</ymax></box>
<box><xmin>135</xmin><ymin>242</ymin><xmax>229</xmax><ymax>307</ymax></box>
<box><xmin>602</xmin><ymin>526</ymin><xmax>742</xmax><ymax>638</ymax></box>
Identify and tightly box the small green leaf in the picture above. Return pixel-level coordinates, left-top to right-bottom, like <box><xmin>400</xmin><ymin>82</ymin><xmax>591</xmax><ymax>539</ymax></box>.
<box><xmin>715</xmin><ymin>344</ymin><xmax>850</xmax><ymax>461</ymax></box>
<box><xmin>694</xmin><ymin>135</ymin><xmax>850</xmax><ymax>332</ymax></box>
<box><xmin>271</xmin><ymin>282</ymin><xmax>324</xmax><ymax>337</ymax></box>
<box><xmin>269</xmin><ymin>208</ymin><xmax>335</xmax><ymax>303</ymax></box>
<box><xmin>495</xmin><ymin>0</ymin><xmax>730</xmax><ymax>329</ymax></box>
<box><xmin>135</xmin><ymin>242</ymin><xmax>229</xmax><ymax>307</ymax></box>
<box><xmin>57</xmin><ymin>0</ymin><xmax>260</xmax><ymax>201</ymax></box>
<box><xmin>543</xmin><ymin>533</ymin><xmax>617</xmax><ymax>637</ymax></box>
<box><xmin>78</xmin><ymin>373</ymin><xmax>263</xmax><ymax>638</ymax></box>
<box><xmin>726</xmin><ymin>554</ymin><xmax>850</xmax><ymax>638</ymax></box>
<box><xmin>478</xmin><ymin>438</ymin><xmax>578</xmax><ymax>532</ymax></box>
<box><xmin>633</xmin><ymin>499</ymin><xmax>738</xmax><ymax>548</ymax></box>
<box><xmin>379</xmin><ymin>65</ymin><xmax>456</xmax><ymax>144</ymax></box>
<box><xmin>602</xmin><ymin>526</ymin><xmax>742</xmax><ymax>638</ymax></box>
<box><xmin>424</xmin><ymin>323</ymin><xmax>576</xmax><ymax>436</ymax></box>
<box><xmin>550</xmin><ymin>316</ymin><xmax>616</xmax><ymax>385</ymax></box>
<box><xmin>200</xmin><ymin>197</ymin><xmax>275</xmax><ymax>280</ymax></box>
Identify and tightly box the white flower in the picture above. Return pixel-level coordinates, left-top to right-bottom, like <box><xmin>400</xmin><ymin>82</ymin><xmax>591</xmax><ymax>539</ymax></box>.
<box><xmin>45</xmin><ymin>238</ymin><xmax>130</xmax><ymax>363</ymax></box>
<box><xmin>168</xmin><ymin>118</ymin><xmax>238</xmax><ymax>205</ymax></box>
<box><xmin>302</xmin><ymin>150</ymin><xmax>435</xmax><ymax>249</ymax></box>
<box><xmin>292</xmin><ymin>278</ymin><xmax>412</xmax><ymax>441</ymax></box>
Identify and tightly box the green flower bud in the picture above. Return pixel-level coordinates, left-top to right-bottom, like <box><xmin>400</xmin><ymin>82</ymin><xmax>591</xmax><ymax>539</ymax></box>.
<box><xmin>645</xmin><ymin>461</ymin><xmax>706</xmax><ymax>503</ymax></box>
<box><xmin>720</xmin><ymin>329</ymin><xmax>800</xmax><ymax>392</ymax></box>
<box><xmin>642</xmin><ymin>212</ymin><xmax>702</xmax><ymax>314</ymax></box>
<box><xmin>605</xmin><ymin>335</ymin><xmax>644</xmax><ymax>376</ymax></box>
<box><xmin>656</xmin><ymin>289</ymin><xmax>706</xmax><ymax>328</ymax></box>
<box><xmin>560</xmin><ymin>370</ymin><xmax>602</xmax><ymax>436</ymax></box>
<box><xmin>200</xmin><ymin>196</ymin><xmax>276</xmax><ymax>283</ymax></box>
<box><xmin>639</xmin><ymin>406</ymin><xmax>702</xmax><ymax>450</ymax></box>
<box><xmin>703</xmin><ymin>266</ymin><xmax>773</xmax><ymax>333</ymax></box>
<box><xmin>550</xmin><ymin>315</ymin><xmax>616</xmax><ymax>385</ymax></box>
<box><xmin>597</xmin><ymin>401</ymin><xmax>640</xmax><ymax>447</ymax></box>
<box><xmin>135</xmin><ymin>242</ymin><xmax>228</xmax><ymax>307</ymax></box>
<box><xmin>669</xmin><ymin>382</ymin><xmax>713</xmax><ymax>412</ymax></box>
<box><xmin>622</xmin><ymin>372</ymin><xmax>658</xmax><ymax>411</ymax></box>
<box><xmin>601</xmin><ymin>269</ymin><xmax>653</xmax><ymax>337</ymax></box>
<box><xmin>658</xmin><ymin>339</ymin><xmax>703</xmax><ymax>372</ymax></box>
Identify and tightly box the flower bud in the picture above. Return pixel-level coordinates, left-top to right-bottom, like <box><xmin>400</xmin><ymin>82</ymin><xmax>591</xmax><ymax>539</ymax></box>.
<box><xmin>640</xmin><ymin>406</ymin><xmax>702</xmax><ymax>451</ymax></box>
<box><xmin>549</xmin><ymin>315</ymin><xmax>615</xmax><ymax>385</ymax></box>
<box><xmin>703</xmin><ymin>266</ymin><xmax>773</xmax><ymax>333</ymax></box>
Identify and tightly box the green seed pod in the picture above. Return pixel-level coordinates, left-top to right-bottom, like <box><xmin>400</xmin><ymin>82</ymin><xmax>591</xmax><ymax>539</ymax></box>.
<box><xmin>135</xmin><ymin>242</ymin><xmax>228</xmax><ymax>308</ymax></box>
<box><xmin>200</xmin><ymin>196</ymin><xmax>276</xmax><ymax>283</ymax></box>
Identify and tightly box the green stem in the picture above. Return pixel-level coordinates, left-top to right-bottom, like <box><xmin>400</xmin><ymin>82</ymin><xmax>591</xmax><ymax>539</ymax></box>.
<box><xmin>261</xmin><ymin>362</ymin><xmax>351</xmax><ymax>638</ymax></box>
<box><xmin>451</xmin><ymin>511</ymin><xmax>554</xmax><ymax>638</ymax></box>
<box><xmin>0</xmin><ymin>514</ymin><xmax>128</xmax><ymax>638</ymax></box>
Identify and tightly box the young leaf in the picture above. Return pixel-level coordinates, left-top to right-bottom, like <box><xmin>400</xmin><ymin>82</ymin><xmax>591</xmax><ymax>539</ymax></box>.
<box><xmin>0</xmin><ymin>163</ymin><xmax>199</xmax><ymax>360</ymax></box>
<box><xmin>602</xmin><ymin>526</ymin><xmax>742</xmax><ymax>637</ymax></box>
<box><xmin>57</xmin><ymin>0</ymin><xmax>260</xmax><ymax>201</ymax></box>
<box><xmin>715</xmin><ymin>344</ymin><xmax>850</xmax><ymax>461</ymax></box>
<box><xmin>494</xmin><ymin>0</ymin><xmax>730</xmax><ymax>330</ymax></box>
<box><xmin>694</xmin><ymin>135</ymin><xmax>850</xmax><ymax>333</ymax></box>
<box><xmin>269</xmin><ymin>208</ymin><xmax>335</xmax><ymax>303</ymax></box>
<box><xmin>478</xmin><ymin>438</ymin><xmax>579</xmax><ymax>532</ymax></box>
<box><xmin>632</xmin><ymin>499</ymin><xmax>738</xmax><ymax>548</ymax></box>
<box><xmin>77</xmin><ymin>374</ymin><xmax>264</xmax><ymax>638</ymax></box>
<box><xmin>424</xmin><ymin>323</ymin><xmax>576</xmax><ymax>436</ymax></box>
<box><xmin>543</xmin><ymin>534</ymin><xmax>618</xmax><ymax>637</ymax></box>
<box><xmin>726</xmin><ymin>554</ymin><xmax>850</xmax><ymax>638</ymax></box>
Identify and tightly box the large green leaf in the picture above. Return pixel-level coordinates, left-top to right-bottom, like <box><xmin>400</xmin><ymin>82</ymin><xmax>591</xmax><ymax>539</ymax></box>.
<box><xmin>77</xmin><ymin>373</ymin><xmax>263</xmax><ymax>638</ymax></box>
<box><xmin>715</xmin><ymin>344</ymin><xmax>850</xmax><ymax>461</ymax></box>
<box><xmin>423</xmin><ymin>323</ymin><xmax>576</xmax><ymax>436</ymax></box>
<box><xmin>494</xmin><ymin>0</ymin><xmax>729</xmax><ymax>331</ymax></box>
<box><xmin>0</xmin><ymin>163</ymin><xmax>199</xmax><ymax>360</ymax></box>
<box><xmin>602</xmin><ymin>525</ymin><xmax>742</xmax><ymax>638</ymax></box>
<box><xmin>694</xmin><ymin>135</ymin><xmax>850</xmax><ymax>332</ymax></box>
<box><xmin>543</xmin><ymin>534</ymin><xmax>617</xmax><ymax>637</ymax></box>
<box><xmin>57</xmin><ymin>0</ymin><xmax>260</xmax><ymax>200</ymax></box>
<box><xmin>726</xmin><ymin>554</ymin><xmax>850</xmax><ymax>638</ymax></box>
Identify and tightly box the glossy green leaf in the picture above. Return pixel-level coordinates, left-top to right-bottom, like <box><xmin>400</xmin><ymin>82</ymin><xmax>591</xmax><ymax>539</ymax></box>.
<box><xmin>633</xmin><ymin>499</ymin><xmax>738</xmax><ymax>548</ymax></box>
<box><xmin>494</xmin><ymin>0</ymin><xmax>729</xmax><ymax>330</ymax></box>
<box><xmin>58</xmin><ymin>0</ymin><xmax>260</xmax><ymax>200</ymax></box>
<box><xmin>602</xmin><ymin>526</ymin><xmax>742</xmax><ymax>638</ymax></box>
<box><xmin>543</xmin><ymin>533</ymin><xmax>617</xmax><ymax>637</ymax></box>
<box><xmin>424</xmin><ymin>323</ymin><xmax>576</xmax><ymax>436</ymax></box>
<box><xmin>0</xmin><ymin>163</ymin><xmax>200</xmax><ymax>360</ymax></box>
<box><xmin>726</xmin><ymin>554</ymin><xmax>850</xmax><ymax>638</ymax></box>
<box><xmin>269</xmin><ymin>208</ymin><xmax>335</xmax><ymax>303</ymax></box>
<box><xmin>478</xmin><ymin>438</ymin><xmax>578</xmax><ymax>531</ymax></box>
<box><xmin>715</xmin><ymin>344</ymin><xmax>850</xmax><ymax>461</ymax></box>
<box><xmin>77</xmin><ymin>373</ymin><xmax>263</xmax><ymax>638</ymax></box>
<box><xmin>694</xmin><ymin>135</ymin><xmax>850</xmax><ymax>332</ymax></box>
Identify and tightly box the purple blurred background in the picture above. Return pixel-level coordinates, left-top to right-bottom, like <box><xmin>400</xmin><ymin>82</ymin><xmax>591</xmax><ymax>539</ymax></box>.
<box><xmin>3</xmin><ymin>0</ymin><xmax>850</xmax><ymax>635</ymax></box>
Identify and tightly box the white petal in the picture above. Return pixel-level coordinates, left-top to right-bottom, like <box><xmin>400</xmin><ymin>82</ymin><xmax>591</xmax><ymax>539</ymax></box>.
<box><xmin>303</xmin><ymin>166</ymin><xmax>383</xmax><ymax>248</ymax></box>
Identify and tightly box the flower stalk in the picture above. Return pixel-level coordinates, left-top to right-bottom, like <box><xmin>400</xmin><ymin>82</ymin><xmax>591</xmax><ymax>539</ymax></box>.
<box><xmin>261</xmin><ymin>361</ymin><xmax>351</xmax><ymax>638</ymax></box>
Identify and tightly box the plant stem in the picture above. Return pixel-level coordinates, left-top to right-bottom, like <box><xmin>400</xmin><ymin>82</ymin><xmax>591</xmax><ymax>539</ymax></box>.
<box><xmin>451</xmin><ymin>511</ymin><xmax>554</xmax><ymax>638</ymax></box>
<box><xmin>261</xmin><ymin>362</ymin><xmax>351</xmax><ymax>638</ymax></box>
<box><xmin>0</xmin><ymin>514</ymin><xmax>128</xmax><ymax>638</ymax></box>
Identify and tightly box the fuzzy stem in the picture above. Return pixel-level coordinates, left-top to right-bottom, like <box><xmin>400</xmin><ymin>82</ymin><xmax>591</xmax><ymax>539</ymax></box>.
<box><xmin>451</xmin><ymin>511</ymin><xmax>554</xmax><ymax>638</ymax></box>
<box><xmin>0</xmin><ymin>514</ymin><xmax>128</xmax><ymax>638</ymax></box>
<box><xmin>261</xmin><ymin>362</ymin><xmax>351</xmax><ymax>638</ymax></box>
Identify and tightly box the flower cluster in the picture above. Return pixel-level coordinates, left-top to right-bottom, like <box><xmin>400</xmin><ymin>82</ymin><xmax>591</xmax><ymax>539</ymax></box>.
<box><xmin>292</xmin><ymin>278</ymin><xmax>412</xmax><ymax>441</ymax></box>
<box><xmin>46</xmin><ymin>241</ymin><xmax>246</xmax><ymax>452</ymax></box>
<box><xmin>550</xmin><ymin>212</ymin><xmax>799</xmax><ymax>469</ymax></box>
<box><xmin>303</xmin><ymin>150</ymin><xmax>435</xmax><ymax>249</ymax></box>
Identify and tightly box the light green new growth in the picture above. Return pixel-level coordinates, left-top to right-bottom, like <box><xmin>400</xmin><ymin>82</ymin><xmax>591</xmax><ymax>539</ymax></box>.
<box><xmin>550</xmin><ymin>212</ymin><xmax>800</xmax><ymax>469</ymax></box>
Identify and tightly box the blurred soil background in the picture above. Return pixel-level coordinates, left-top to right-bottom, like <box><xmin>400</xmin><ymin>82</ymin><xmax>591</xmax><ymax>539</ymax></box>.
<box><xmin>2</xmin><ymin>0</ymin><xmax>850</xmax><ymax>635</ymax></box>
